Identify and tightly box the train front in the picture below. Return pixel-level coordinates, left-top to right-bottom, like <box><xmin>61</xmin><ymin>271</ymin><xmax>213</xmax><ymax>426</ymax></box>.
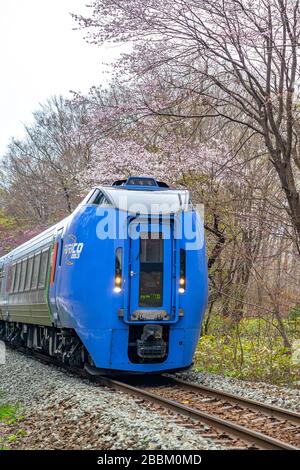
<box><xmin>59</xmin><ymin>177</ymin><xmax>208</xmax><ymax>373</ymax></box>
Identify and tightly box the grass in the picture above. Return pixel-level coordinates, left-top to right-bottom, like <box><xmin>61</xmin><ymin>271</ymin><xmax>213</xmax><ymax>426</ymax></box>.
<box><xmin>0</xmin><ymin>397</ymin><xmax>25</xmax><ymax>450</ymax></box>
<box><xmin>0</xmin><ymin>404</ymin><xmax>19</xmax><ymax>423</ymax></box>
<box><xmin>195</xmin><ymin>316</ymin><xmax>300</xmax><ymax>385</ymax></box>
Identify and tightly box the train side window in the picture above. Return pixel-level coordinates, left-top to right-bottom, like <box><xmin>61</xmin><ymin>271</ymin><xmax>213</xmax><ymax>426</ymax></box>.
<box><xmin>0</xmin><ymin>265</ymin><xmax>4</xmax><ymax>294</ymax></box>
<box><xmin>92</xmin><ymin>190</ymin><xmax>111</xmax><ymax>206</ymax></box>
<box><xmin>14</xmin><ymin>262</ymin><xmax>22</xmax><ymax>293</ymax></box>
<box><xmin>9</xmin><ymin>264</ymin><xmax>16</xmax><ymax>293</ymax></box>
<box><xmin>38</xmin><ymin>249</ymin><xmax>49</xmax><ymax>289</ymax></box>
<box><xmin>87</xmin><ymin>189</ymin><xmax>99</xmax><ymax>204</ymax></box>
<box><xmin>25</xmin><ymin>256</ymin><xmax>34</xmax><ymax>291</ymax></box>
<box><xmin>101</xmin><ymin>195</ymin><xmax>111</xmax><ymax>206</ymax></box>
<box><xmin>59</xmin><ymin>240</ymin><xmax>63</xmax><ymax>267</ymax></box>
<box><xmin>19</xmin><ymin>259</ymin><xmax>27</xmax><ymax>292</ymax></box>
<box><xmin>31</xmin><ymin>253</ymin><xmax>41</xmax><ymax>290</ymax></box>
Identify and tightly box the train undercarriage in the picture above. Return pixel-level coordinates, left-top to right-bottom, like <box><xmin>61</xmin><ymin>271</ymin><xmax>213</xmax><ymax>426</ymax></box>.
<box><xmin>0</xmin><ymin>320</ymin><xmax>170</xmax><ymax>370</ymax></box>
<box><xmin>0</xmin><ymin>320</ymin><xmax>88</xmax><ymax>367</ymax></box>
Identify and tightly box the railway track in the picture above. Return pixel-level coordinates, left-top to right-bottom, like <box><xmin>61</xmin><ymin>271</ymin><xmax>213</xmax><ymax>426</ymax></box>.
<box><xmin>95</xmin><ymin>375</ymin><xmax>300</xmax><ymax>450</ymax></box>
<box><xmin>10</xmin><ymin>347</ymin><xmax>300</xmax><ymax>450</ymax></box>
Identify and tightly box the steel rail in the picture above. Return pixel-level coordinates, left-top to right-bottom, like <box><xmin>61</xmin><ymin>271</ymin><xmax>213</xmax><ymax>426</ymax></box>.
<box><xmin>96</xmin><ymin>376</ymin><xmax>300</xmax><ymax>451</ymax></box>
<box><xmin>165</xmin><ymin>376</ymin><xmax>300</xmax><ymax>425</ymax></box>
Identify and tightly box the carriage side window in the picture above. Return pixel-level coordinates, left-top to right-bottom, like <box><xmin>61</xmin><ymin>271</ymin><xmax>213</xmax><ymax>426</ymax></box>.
<box><xmin>19</xmin><ymin>259</ymin><xmax>27</xmax><ymax>292</ymax></box>
<box><xmin>9</xmin><ymin>264</ymin><xmax>16</xmax><ymax>293</ymax></box>
<box><xmin>25</xmin><ymin>256</ymin><xmax>34</xmax><ymax>291</ymax></box>
<box><xmin>31</xmin><ymin>253</ymin><xmax>41</xmax><ymax>290</ymax></box>
<box><xmin>38</xmin><ymin>249</ymin><xmax>50</xmax><ymax>289</ymax></box>
<box><xmin>13</xmin><ymin>262</ymin><xmax>22</xmax><ymax>293</ymax></box>
<box><xmin>0</xmin><ymin>266</ymin><xmax>4</xmax><ymax>294</ymax></box>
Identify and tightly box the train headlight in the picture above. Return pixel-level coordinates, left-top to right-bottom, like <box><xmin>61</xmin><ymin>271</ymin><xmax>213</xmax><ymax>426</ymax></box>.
<box><xmin>114</xmin><ymin>248</ymin><xmax>123</xmax><ymax>293</ymax></box>
<box><xmin>179</xmin><ymin>249</ymin><xmax>186</xmax><ymax>293</ymax></box>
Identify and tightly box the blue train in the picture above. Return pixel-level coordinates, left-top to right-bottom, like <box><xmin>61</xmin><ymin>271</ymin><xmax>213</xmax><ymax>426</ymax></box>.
<box><xmin>0</xmin><ymin>176</ymin><xmax>208</xmax><ymax>373</ymax></box>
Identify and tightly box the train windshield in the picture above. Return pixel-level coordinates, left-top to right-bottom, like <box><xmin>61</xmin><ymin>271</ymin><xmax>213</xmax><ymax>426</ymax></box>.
<box><xmin>139</xmin><ymin>234</ymin><xmax>164</xmax><ymax>307</ymax></box>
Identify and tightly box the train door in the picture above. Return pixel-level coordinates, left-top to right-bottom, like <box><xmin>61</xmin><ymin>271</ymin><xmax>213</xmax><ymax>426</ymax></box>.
<box><xmin>49</xmin><ymin>228</ymin><xmax>64</xmax><ymax>323</ymax></box>
<box><xmin>0</xmin><ymin>255</ymin><xmax>13</xmax><ymax>321</ymax></box>
<box><xmin>128</xmin><ymin>221</ymin><xmax>173</xmax><ymax>321</ymax></box>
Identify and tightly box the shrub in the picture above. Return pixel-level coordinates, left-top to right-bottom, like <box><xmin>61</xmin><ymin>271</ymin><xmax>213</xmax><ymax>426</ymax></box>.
<box><xmin>289</xmin><ymin>304</ymin><xmax>300</xmax><ymax>321</ymax></box>
<box><xmin>195</xmin><ymin>316</ymin><xmax>300</xmax><ymax>384</ymax></box>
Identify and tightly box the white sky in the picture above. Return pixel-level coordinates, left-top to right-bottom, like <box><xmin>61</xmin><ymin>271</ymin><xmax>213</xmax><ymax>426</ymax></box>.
<box><xmin>0</xmin><ymin>0</ymin><xmax>119</xmax><ymax>156</ymax></box>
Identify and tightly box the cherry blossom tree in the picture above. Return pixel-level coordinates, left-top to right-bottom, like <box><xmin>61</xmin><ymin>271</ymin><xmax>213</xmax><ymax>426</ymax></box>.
<box><xmin>2</xmin><ymin>96</ymin><xmax>95</xmax><ymax>222</ymax></box>
<box><xmin>0</xmin><ymin>209</ymin><xmax>46</xmax><ymax>257</ymax></box>
<box><xmin>79</xmin><ymin>137</ymin><xmax>225</xmax><ymax>189</ymax></box>
<box><xmin>75</xmin><ymin>0</ymin><xmax>300</xmax><ymax>243</ymax></box>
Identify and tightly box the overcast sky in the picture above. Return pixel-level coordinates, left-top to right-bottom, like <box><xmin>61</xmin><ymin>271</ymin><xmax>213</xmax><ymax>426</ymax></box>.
<box><xmin>0</xmin><ymin>0</ymin><xmax>118</xmax><ymax>156</ymax></box>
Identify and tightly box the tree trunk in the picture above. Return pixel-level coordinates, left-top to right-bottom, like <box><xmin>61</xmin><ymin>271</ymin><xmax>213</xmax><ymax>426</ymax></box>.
<box><xmin>275</xmin><ymin>157</ymin><xmax>300</xmax><ymax>241</ymax></box>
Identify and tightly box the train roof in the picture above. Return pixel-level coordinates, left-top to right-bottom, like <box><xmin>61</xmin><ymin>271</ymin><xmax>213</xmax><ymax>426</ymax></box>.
<box><xmin>84</xmin><ymin>177</ymin><xmax>191</xmax><ymax>214</ymax></box>
<box><xmin>0</xmin><ymin>177</ymin><xmax>191</xmax><ymax>262</ymax></box>
<box><xmin>111</xmin><ymin>176</ymin><xmax>169</xmax><ymax>190</ymax></box>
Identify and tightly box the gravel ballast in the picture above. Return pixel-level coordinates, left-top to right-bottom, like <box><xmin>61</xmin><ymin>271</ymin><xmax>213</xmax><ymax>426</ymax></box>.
<box><xmin>1</xmin><ymin>349</ymin><xmax>299</xmax><ymax>450</ymax></box>
<box><xmin>175</xmin><ymin>370</ymin><xmax>300</xmax><ymax>412</ymax></box>
<box><xmin>0</xmin><ymin>349</ymin><xmax>222</xmax><ymax>450</ymax></box>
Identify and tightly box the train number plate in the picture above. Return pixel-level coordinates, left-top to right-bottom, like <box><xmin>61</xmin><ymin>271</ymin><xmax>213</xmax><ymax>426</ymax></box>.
<box><xmin>131</xmin><ymin>310</ymin><xmax>169</xmax><ymax>321</ymax></box>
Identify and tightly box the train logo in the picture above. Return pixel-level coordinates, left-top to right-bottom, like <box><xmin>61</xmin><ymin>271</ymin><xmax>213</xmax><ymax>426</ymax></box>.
<box><xmin>64</xmin><ymin>235</ymin><xmax>84</xmax><ymax>265</ymax></box>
